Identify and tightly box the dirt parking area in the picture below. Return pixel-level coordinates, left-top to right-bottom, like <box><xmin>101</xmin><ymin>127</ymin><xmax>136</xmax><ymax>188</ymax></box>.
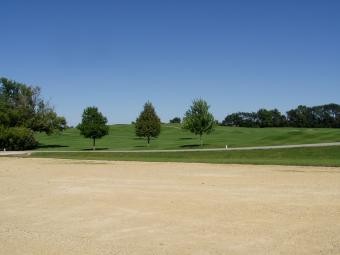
<box><xmin>0</xmin><ymin>158</ymin><xmax>339</xmax><ymax>254</ymax></box>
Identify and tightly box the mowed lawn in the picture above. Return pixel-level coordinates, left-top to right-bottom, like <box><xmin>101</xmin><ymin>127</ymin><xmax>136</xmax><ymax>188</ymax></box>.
<box><xmin>31</xmin><ymin>146</ymin><xmax>340</xmax><ymax>167</ymax></box>
<box><xmin>35</xmin><ymin>124</ymin><xmax>340</xmax><ymax>151</ymax></box>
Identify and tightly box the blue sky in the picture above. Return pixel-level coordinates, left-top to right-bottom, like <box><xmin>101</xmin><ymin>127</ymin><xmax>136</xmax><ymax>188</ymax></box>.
<box><xmin>1</xmin><ymin>0</ymin><xmax>339</xmax><ymax>125</ymax></box>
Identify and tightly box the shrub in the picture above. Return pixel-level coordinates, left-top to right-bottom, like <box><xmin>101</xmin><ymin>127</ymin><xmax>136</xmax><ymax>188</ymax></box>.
<box><xmin>0</xmin><ymin>127</ymin><xmax>37</xmax><ymax>151</ymax></box>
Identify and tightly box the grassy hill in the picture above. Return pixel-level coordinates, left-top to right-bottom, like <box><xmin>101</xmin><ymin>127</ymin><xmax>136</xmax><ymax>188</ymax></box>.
<box><xmin>35</xmin><ymin>124</ymin><xmax>340</xmax><ymax>151</ymax></box>
<box><xmin>31</xmin><ymin>146</ymin><xmax>340</xmax><ymax>167</ymax></box>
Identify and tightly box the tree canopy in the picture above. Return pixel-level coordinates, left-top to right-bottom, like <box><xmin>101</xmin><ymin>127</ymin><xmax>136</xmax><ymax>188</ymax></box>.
<box><xmin>135</xmin><ymin>102</ymin><xmax>161</xmax><ymax>145</ymax></box>
<box><xmin>0</xmin><ymin>77</ymin><xmax>66</xmax><ymax>133</ymax></box>
<box><xmin>182</xmin><ymin>99</ymin><xmax>215</xmax><ymax>146</ymax></box>
<box><xmin>77</xmin><ymin>107</ymin><xmax>109</xmax><ymax>150</ymax></box>
<box><xmin>0</xmin><ymin>77</ymin><xmax>66</xmax><ymax>150</ymax></box>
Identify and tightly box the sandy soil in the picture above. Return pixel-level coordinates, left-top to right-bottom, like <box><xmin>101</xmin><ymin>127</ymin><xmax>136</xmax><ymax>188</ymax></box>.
<box><xmin>0</xmin><ymin>158</ymin><xmax>339</xmax><ymax>254</ymax></box>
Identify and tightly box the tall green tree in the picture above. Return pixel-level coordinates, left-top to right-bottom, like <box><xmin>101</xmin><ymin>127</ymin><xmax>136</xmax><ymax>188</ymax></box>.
<box><xmin>182</xmin><ymin>99</ymin><xmax>215</xmax><ymax>146</ymax></box>
<box><xmin>135</xmin><ymin>102</ymin><xmax>161</xmax><ymax>145</ymax></box>
<box><xmin>77</xmin><ymin>107</ymin><xmax>109</xmax><ymax>150</ymax></box>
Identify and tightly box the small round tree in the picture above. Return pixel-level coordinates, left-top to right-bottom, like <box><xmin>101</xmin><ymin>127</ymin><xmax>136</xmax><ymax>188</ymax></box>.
<box><xmin>77</xmin><ymin>107</ymin><xmax>109</xmax><ymax>150</ymax></box>
<box><xmin>135</xmin><ymin>102</ymin><xmax>161</xmax><ymax>145</ymax></box>
<box><xmin>182</xmin><ymin>99</ymin><xmax>215</xmax><ymax>146</ymax></box>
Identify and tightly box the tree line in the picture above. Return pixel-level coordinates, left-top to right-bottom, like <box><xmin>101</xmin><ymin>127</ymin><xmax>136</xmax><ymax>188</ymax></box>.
<box><xmin>222</xmin><ymin>104</ymin><xmax>340</xmax><ymax>128</ymax></box>
<box><xmin>0</xmin><ymin>77</ymin><xmax>216</xmax><ymax>151</ymax></box>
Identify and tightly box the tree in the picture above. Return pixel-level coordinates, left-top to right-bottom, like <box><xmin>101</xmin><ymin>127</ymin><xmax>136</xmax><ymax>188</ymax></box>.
<box><xmin>170</xmin><ymin>117</ymin><xmax>181</xmax><ymax>124</ymax></box>
<box><xmin>222</xmin><ymin>112</ymin><xmax>259</xmax><ymax>127</ymax></box>
<box><xmin>182</xmin><ymin>99</ymin><xmax>215</xmax><ymax>146</ymax></box>
<box><xmin>135</xmin><ymin>102</ymin><xmax>161</xmax><ymax>145</ymax></box>
<box><xmin>222</xmin><ymin>113</ymin><xmax>243</xmax><ymax>126</ymax></box>
<box><xmin>77</xmin><ymin>107</ymin><xmax>109</xmax><ymax>150</ymax></box>
<box><xmin>271</xmin><ymin>109</ymin><xmax>287</xmax><ymax>127</ymax></box>
<box><xmin>0</xmin><ymin>77</ymin><xmax>66</xmax><ymax>133</ymax></box>
<box><xmin>257</xmin><ymin>109</ymin><xmax>273</xmax><ymax>127</ymax></box>
<box><xmin>257</xmin><ymin>109</ymin><xmax>287</xmax><ymax>128</ymax></box>
<box><xmin>0</xmin><ymin>126</ymin><xmax>37</xmax><ymax>150</ymax></box>
<box><xmin>287</xmin><ymin>105</ymin><xmax>314</xmax><ymax>127</ymax></box>
<box><xmin>0</xmin><ymin>77</ymin><xmax>66</xmax><ymax>150</ymax></box>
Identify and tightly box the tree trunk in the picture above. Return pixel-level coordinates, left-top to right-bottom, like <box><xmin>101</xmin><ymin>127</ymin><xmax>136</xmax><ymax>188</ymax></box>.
<box><xmin>93</xmin><ymin>137</ymin><xmax>96</xmax><ymax>151</ymax></box>
<box><xmin>147</xmin><ymin>136</ymin><xmax>150</xmax><ymax>146</ymax></box>
<box><xmin>200</xmin><ymin>134</ymin><xmax>203</xmax><ymax>147</ymax></box>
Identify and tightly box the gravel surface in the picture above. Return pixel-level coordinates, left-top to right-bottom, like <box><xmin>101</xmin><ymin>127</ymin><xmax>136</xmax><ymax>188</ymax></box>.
<box><xmin>1</xmin><ymin>158</ymin><xmax>339</xmax><ymax>254</ymax></box>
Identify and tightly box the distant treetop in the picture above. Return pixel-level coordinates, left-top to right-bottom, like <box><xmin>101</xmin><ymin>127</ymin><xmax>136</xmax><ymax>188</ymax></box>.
<box><xmin>170</xmin><ymin>117</ymin><xmax>181</xmax><ymax>124</ymax></box>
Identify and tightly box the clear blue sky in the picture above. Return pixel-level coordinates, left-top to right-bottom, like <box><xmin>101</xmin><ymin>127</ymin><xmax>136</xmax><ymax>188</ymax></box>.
<box><xmin>1</xmin><ymin>0</ymin><xmax>339</xmax><ymax>125</ymax></box>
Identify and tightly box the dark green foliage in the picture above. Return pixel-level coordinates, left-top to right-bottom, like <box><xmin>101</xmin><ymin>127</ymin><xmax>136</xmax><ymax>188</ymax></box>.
<box><xmin>77</xmin><ymin>107</ymin><xmax>109</xmax><ymax>150</ymax></box>
<box><xmin>0</xmin><ymin>77</ymin><xmax>66</xmax><ymax>133</ymax></box>
<box><xmin>135</xmin><ymin>102</ymin><xmax>161</xmax><ymax>144</ymax></box>
<box><xmin>287</xmin><ymin>105</ymin><xmax>313</xmax><ymax>128</ymax></box>
<box><xmin>223</xmin><ymin>109</ymin><xmax>287</xmax><ymax>127</ymax></box>
<box><xmin>170</xmin><ymin>117</ymin><xmax>181</xmax><ymax>124</ymax></box>
<box><xmin>29</xmin><ymin>102</ymin><xmax>67</xmax><ymax>135</ymax></box>
<box><xmin>0</xmin><ymin>126</ymin><xmax>37</xmax><ymax>150</ymax></box>
<box><xmin>182</xmin><ymin>99</ymin><xmax>215</xmax><ymax>146</ymax></box>
<box><xmin>222</xmin><ymin>112</ymin><xmax>258</xmax><ymax>127</ymax></box>
<box><xmin>270</xmin><ymin>109</ymin><xmax>287</xmax><ymax>127</ymax></box>
<box><xmin>287</xmin><ymin>104</ymin><xmax>340</xmax><ymax>128</ymax></box>
<box><xmin>257</xmin><ymin>109</ymin><xmax>287</xmax><ymax>127</ymax></box>
<box><xmin>223</xmin><ymin>104</ymin><xmax>339</xmax><ymax>128</ymax></box>
<box><xmin>0</xmin><ymin>77</ymin><xmax>66</xmax><ymax>150</ymax></box>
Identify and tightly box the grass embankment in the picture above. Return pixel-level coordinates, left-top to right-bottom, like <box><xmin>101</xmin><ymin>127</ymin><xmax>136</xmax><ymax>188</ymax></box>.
<box><xmin>35</xmin><ymin>124</ymin><xmax>340</xmax><ymax>151</ymax></box>
<box><xmin>31</xmin><ymin>146</ymin><xmax>340</xmax><ymax>167</ymax></box>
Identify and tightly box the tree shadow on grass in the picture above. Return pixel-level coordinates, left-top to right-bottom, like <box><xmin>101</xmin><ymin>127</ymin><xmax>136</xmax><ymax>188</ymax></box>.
<box><xmin>179</xmin><ymin>137</ymin><xmax>194</xmax><ymax>140</ymax></box>
<box><xmin>37</xmin><ymin>144</ymin><xmax>69</xmax><ymax>149</ymax></box>
<box><xmin>82</xmin><ymin>148</ymin><xmax>109</xmax><ymax>151</ymax></box>
<box><xmin>134</xmin><ymin>145</ymin><xmax>148</xmax><ymax>148</ymax></box>
<box><xmin>180</xmin><ymin>144</ymin><xmax>204</xmax><ymax>148</ymax></box>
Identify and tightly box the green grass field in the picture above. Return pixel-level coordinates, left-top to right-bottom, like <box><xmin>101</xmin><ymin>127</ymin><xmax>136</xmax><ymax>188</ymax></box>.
<box><xmin>35</xmin><ymin>124</ymin><xmax>340</xmax><ymax>151</ymax></box>
<box><xmin>32</xmin><ymin>125</ymin><xmax>340</xmax><ymax>166</ymax></box>
<box><xmin>30</xmin><ymin>146</ymin><xmax>340</xmax><ymax>167</ymax></box>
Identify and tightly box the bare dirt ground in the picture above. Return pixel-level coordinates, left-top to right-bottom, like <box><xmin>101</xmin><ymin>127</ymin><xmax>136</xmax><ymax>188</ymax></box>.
<box><xmin>0</xmin><ymin>158</ymin><xmax>339</xmax><ymax>255</ymax></box>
